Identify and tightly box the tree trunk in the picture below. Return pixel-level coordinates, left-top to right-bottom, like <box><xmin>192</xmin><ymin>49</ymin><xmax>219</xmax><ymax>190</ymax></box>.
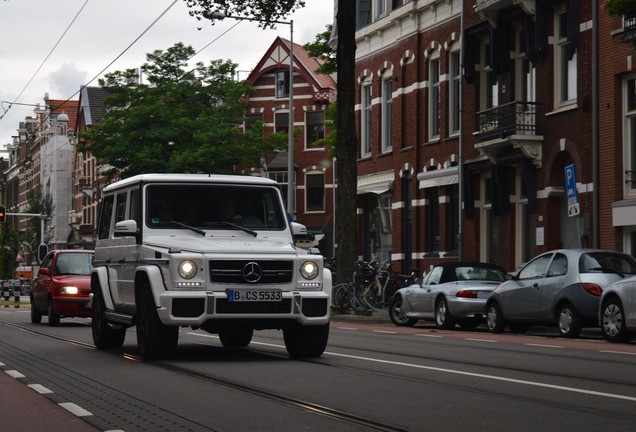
<box><xmin>335</xmin><ymin>0</ymin><xmax>357</xmax><ymax>284</ymax></box>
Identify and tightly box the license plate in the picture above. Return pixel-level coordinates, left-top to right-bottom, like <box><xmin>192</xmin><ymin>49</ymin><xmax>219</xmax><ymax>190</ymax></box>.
<box><xmin>227</xmin><ymin>289</ymin><xmax>282</xmax><ymax>302</ymax></box>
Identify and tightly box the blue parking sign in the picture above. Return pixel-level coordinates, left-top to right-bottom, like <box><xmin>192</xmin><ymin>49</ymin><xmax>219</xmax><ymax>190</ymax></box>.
<box><xmin>565</xmin><ymin>164</ymin><xmax>579</xmax><ymax>217</ymax></box>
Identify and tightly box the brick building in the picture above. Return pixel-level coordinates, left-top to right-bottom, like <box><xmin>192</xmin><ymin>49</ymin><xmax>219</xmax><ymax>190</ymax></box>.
<box><xmin>246</xmin><ymin>36</ymin><xmax>337</xmax><ymax>256</ymax></box>
<box><xmin>351</xmin><ymin>0</ymin><xmax>636</xmax><ymax>274</ymax></box>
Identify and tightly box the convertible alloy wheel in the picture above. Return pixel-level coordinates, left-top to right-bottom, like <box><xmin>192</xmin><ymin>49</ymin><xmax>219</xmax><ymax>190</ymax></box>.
<box><xmin>389</xmin><ymin>296</ymin><xmax>417</xmax><ymax>327</ymax></box>
<box><xmin>435</xmin><ymin>298</ymin><xmax>456</xmax><ymax>330</ymax></box>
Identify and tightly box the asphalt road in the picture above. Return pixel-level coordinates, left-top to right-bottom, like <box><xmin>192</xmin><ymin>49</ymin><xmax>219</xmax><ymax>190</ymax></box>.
<box><xmin>1</xmin><ymin>307</ymin><xmax>636</xmax><ymax>432</ymax></box>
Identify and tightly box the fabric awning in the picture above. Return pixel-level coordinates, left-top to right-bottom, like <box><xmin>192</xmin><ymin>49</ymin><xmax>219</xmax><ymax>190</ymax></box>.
<box><xmin>417</xmin><ymin>166</ymin><xmax>459</xmax><ymax>189</ymax></box>
<box><xmin>357</xmin><ymin>170</ymin><xmax>395</xmax><ymax>195</ymax></box>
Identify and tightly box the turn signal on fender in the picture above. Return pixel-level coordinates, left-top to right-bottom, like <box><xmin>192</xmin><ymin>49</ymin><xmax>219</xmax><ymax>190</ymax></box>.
<box><xmin>0</xmin><ymin>205</ymin><xmax>6</xmax><ymax>223</ymax></box>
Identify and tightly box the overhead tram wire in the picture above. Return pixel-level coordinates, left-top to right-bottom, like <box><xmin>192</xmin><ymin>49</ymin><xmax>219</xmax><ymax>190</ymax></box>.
<box><xmin>0</xmin><ymin>0</ymin><xmax>91</xmax><ymax>121</ymax></box>
<box><xmin>41</xmin><ymin>0</ymin><xmax>180</xmax><ymax>125</ymax></box>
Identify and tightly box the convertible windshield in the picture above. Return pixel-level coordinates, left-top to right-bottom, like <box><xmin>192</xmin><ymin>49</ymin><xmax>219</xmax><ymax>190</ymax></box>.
<box><xmin>146</xmin><ymin>184</ymin><xmax>286</xmax><ymax>230</ymax></box>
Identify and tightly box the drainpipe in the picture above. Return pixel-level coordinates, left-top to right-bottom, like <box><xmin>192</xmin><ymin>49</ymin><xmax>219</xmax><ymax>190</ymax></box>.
<box><xmin>458</xmin><ymin>0</ymin><xmax>465</xmax><ymax>260</ymax></box>
<box><xmin>592</xmin><ymin>0</ymin><xmax>599</xmax><ymax>248</ymax></box>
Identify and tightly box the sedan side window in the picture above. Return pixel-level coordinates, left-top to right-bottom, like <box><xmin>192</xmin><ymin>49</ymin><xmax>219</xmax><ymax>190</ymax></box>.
<box><xmin>518</xmin><ymin>254</ymin><xmax>553</xmax><ymax>280</ymax></box>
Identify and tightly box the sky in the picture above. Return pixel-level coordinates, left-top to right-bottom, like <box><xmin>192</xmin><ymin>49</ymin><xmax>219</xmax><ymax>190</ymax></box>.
<box><xmin>0</xmin><ymin>0</ymin><xmax>334</xmax><ymax>148</ymax></box>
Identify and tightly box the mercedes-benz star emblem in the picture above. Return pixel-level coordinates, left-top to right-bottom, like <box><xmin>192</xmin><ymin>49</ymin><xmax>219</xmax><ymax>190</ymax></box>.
<box><xmin>242</xmin><ymin>262</ymin><xmax>262</xmax><ymax>283</ymax></box>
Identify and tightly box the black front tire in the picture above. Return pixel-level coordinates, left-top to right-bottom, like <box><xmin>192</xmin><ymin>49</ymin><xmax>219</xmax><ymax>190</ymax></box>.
<box><xmin>30</xmin><ymin>296</ymin><xmax>42</xmax><ymax>324</ymax></box>
<box><xmin>601</xmin><ymin>298</ymin><xmax>634</xmax><ymax>343</ymax></box>
<box><xmin>435</xmin><ymin>297</ymin><xmax>456</xmax><ymax>330</ymax></box>
<box><xmin>486</xmin><ymin>302</ymin><xmax>505</xmax><ymax>333</ymax></box>
<box><xmin>136</xmin><ymin>281</ymin><xmax>178</xmax><ymax>359</ymax></box>
<box><xmin>47</xmin><ymin>299</ymin><xmax>60</xmax><ymax>327</ymax></box>
<box><xmin>389</xmin><ymin>295</ymin><xmax>417</xmax><ymax>327</ymax></box>
<box><xmin>92</xmin><ymin>287</ymin><xmax>126</xmax><ymax>349</ymax></box>
<box><xmin>283</xmin><ymin>322</ymin><xmax>329</xmax><ymax>358</ymax></box>
<box><xmin>219</xmin><ymin>328</ymin><xmax>254</xmax><ymax>348</ymax></box>
<box><xmin>557</xmin><ymin>303</ymin><xmax>582</xmax><ymax>338</ymax></box>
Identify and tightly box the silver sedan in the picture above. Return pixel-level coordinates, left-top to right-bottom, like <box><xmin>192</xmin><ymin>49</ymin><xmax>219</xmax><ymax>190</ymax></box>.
<box><xmin>486</xmin><ymin>249</ymin><xmax>636</xmax><ymax>338</ymax></box>
<box><xmin>389</xmin><ymin>262</ymin><xmax>509</xmax><ymax>330</ymax></box>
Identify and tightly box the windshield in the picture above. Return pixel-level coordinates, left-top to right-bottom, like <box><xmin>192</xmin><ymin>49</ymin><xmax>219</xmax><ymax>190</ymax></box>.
<box><xmin>579</xmin><ymin>252</ymin><xmax>636</xmax><ymax>275</ymax></box>
<box><xmin>146</xmin><ymin>184</ymin><xmax>286</xmax><ymax>231</ymax></box>
<box><xmin>55</xmin><ymin>253</ymin><xmax>94</xmax><ymax>276</ymax></box>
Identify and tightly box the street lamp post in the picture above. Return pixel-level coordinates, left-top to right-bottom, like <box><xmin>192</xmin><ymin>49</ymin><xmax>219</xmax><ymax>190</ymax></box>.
<box><xmin>203</xmin><ymin>12</ymin><xmax>295</xmax><ymax>216</ymax></box>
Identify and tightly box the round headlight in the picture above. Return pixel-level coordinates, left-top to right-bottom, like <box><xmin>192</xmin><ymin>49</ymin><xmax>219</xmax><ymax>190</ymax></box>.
<box><xmin>300</xmin><ymin>261</ymin><xmax>319</xmax><ymax>280</ymax></box>
<box><xmin>178</xmin><ymin>260</ymin><xmax>197</xmax><ymax>279</ymax></box>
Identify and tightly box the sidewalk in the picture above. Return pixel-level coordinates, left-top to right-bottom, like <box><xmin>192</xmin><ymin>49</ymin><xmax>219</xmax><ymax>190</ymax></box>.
<box><xmin>0</xmin><ymin>364</ymin><xmax>100</xmax><ymax>432</ymax></box>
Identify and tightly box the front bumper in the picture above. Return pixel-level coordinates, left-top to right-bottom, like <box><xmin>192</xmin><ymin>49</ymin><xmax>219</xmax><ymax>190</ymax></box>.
<box><xmin>156</xmin><ymin>290</ymin><xmax>330</xmax><ymax>327</ymax></box>
<box><xmin>52</xmin><ymin>296</ymin><xmax>92</xmax><ymax>317</ymax></box>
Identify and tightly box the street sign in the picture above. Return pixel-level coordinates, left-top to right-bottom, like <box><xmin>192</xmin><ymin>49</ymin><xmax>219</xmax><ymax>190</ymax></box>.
<box><xmin>565</xmin><ymin>164</ymin><xmax>580</xmax><ymax>217</ymax></box>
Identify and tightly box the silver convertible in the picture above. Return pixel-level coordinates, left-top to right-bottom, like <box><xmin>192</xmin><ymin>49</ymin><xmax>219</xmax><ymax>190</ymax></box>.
<box><xmin>389</xmin><ymin>262</ymin><xmax>509</xmax><ymax>330</ymax></box>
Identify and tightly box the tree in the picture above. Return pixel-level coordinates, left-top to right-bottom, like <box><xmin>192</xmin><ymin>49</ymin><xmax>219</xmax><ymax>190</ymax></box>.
<box><xmin>184</xmin><ymin>0</ymin><xmax>358</xmax><ymax>284</ymax></box>
<box><xmin>303</xmin><ymin>25</ymin><xmax>336</xmax><ymax>76</ymax></box>
<box><xmin>81</xmin><ymin>42</ymin><xmax>283</xmax><ymax>178</ymax></box>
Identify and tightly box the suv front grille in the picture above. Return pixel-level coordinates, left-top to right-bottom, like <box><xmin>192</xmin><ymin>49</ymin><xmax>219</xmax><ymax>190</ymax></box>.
<box><xmin>209</xmin><ymin>260</ymin><xmax>293</xmax><ymax>284</ymax></box>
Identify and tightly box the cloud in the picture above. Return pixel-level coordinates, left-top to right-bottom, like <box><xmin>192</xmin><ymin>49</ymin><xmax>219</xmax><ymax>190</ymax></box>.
<box><xmin>48</xmin><ymin>63</ymin><xmax>88</xmax><ymax>99</ymax></box>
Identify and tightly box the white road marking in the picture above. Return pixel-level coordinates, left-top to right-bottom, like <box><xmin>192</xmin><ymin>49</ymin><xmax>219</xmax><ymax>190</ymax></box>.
<box><xmin>465</xmin><ymin>338</ymin><xmax>497</xmax><ymax>343</ymax></box>
<box><xmin>600</xmin><ymin>350</ymin><xmax>636</xmax><ymax>356</ymax></box>
<box><xmin>414</xmin><ymin>334</ymin><xmax>442</xmax><ymax>338</ymax></box>
<box><xmin>335</xmin><ymin>327</ymin><xmax>359</xmax><ymax>331</ymax></box>
<box><xmin>28</xmin><ymin>384</ymin><xmax>53</xmax><ymax>394</ymax></box>
<box><xmin>59</xmin><ymin>402</ymin><xmax>93</xmax><ymax>417</ymax></box>
<box><xmin>5</xmin><ymin>369</ymin><xmax>25</xmax><ymax>378</ymax></box>
<box><xmin>373</xmin><ymin>330</ymin><xmax>397</xmax><ymax>334</ymax></box>
<box><xmin>525</xmin><ymin>343</ymin><xmax>565</xmax><ymax>349</ymax></box>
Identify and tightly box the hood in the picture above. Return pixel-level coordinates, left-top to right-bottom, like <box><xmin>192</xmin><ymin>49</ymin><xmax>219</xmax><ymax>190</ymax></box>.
<box><xmin>53</xmin><ymin>274</ymin><xmax>92</xmax><ymax>288</ymax></box>
<box><xmin>145</xmin><ymin>234</ymin><xmax>296</xmax><ymax>254</ymax></box>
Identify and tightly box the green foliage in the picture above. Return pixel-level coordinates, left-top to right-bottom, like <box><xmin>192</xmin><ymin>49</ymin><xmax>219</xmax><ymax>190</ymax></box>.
<box><xmin>184</xmin><ymin>0</ymin><xmax>305</xmax><ymax>28</ymax></box>
<box><xmin>303</xmin><ymin>25</ymin><xmax>336</xmax><ymax>76</ymax></box>
<box><xmin>81</xmin><ymin>42</ymin><xmax>284</xmax><ymax>178</ymax></box>
<box><xmin>604</xmin><ymin>0</ymin><xmax>636</xmax><ymax>16</ymax></box>
<box><xmin>311</xmin><ymin>102</ymin><xmax>336</xmax><ymax>156</ymax></box>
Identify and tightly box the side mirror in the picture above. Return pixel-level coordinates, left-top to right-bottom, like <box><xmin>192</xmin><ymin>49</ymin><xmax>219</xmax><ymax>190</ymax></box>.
<box><xmin>114</xmin><ymin>219</ymin><xmax>138</xmax><ymax>237</ymax></box>
<box><xmin>38</xmin><ymin>267</ymin><xmax>49</xmax><ymax>276</ymax></box>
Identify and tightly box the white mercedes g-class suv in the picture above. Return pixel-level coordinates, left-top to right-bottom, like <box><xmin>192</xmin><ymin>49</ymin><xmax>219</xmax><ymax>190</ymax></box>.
<box><xmin>90</xmin><ymin>174</ymin><xmax>331</xmax><ymax>359</ymax></box>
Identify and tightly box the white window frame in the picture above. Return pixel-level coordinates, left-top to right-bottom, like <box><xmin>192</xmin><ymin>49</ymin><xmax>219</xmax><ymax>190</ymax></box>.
<box><xmin>361</xmin><ymin>82</ymin><xmax>373</xmax><ymax>157</ymax></box>
<box><xmin>275</xmin><ymin>110</ymin><xmax>290</xmax><ymax>134</ymax></box>
<box><xmin>305</xmin><ymin>111</ymin><xmax>325</xmax><ymax>150</ymax></box>
<box><xmin>276</xmin><ymin>70</ymin><xmax>290</xmax><ymax>99</ymax></box>
<box><xmin>554</xmin><ymin>7</ymin><xmax>577</xmax><ymax>108</ymax></box>
<box><xmin>449</xmin><ymin>48</ymin><xmax>461</xmax><ymax>136</ymax></box>
<box><xmin>381</xmin><ymin>77</ymin><xmax>393</xmax><ymax>153</ymax></box>
<box><xmin>479</xmin><ymin>175</ymin><xmax>494</xmax><ymax>263</ymax></box>
<box><xmin>513</xmin><ymin>25</ymin><xmax>536</xmax><ymax>103</ymax></box>
<box><xmin>429</xmin><ymin>54</ymin><xmax>441</xmax><ymax>140</ymax></box>
<box><xmin>624</xmin><ymin>76</ymin><xmax>636</xmax><ymax>197</ymax></box>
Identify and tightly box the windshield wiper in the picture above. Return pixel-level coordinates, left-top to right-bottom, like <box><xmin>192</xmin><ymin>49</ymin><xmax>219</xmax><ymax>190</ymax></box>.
<box><xmin>219</xmin><ymin>221</ymin><xmax>257</xmax><ymax>237</ymax></box>
<box><xmin>168</xmin><ymin>221</ymin><xmax>206</xmax><ymax>236</ymax></box>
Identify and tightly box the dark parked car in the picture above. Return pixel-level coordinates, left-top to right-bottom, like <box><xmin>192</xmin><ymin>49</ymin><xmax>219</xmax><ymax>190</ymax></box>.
<box><xmin>389</xmin><ymin>262</ymin><xmax>509</xmax><ymax>329</ymax></box>
<box><xmin>485</xmin><ymin>249</ymin><xmax>636</xmax><ymax>338</ymax></box>
<box><xmin>30</xmin><ymin>249</ymin><xmax>94</xmax><ymax>326</ymax></box>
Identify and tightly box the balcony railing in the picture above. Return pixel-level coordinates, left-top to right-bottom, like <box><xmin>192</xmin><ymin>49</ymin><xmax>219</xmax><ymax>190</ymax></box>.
<box><xmin>476</xmin><ymin>101</ymin><xmax>542</xmax><ymax>141</ymax></box>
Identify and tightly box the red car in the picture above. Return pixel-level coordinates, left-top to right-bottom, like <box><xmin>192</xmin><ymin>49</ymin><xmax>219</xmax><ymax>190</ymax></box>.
<box><xmin>31</xmin><ymin>249</ymin><xmax>94</xmax><ymax>326</ymax></box>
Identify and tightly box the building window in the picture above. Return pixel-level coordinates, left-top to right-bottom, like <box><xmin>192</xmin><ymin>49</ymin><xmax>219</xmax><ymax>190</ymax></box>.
<box><xmin>244</xmin><ymin>113</ymin><xmax>263</xmax><ymax>134</ymax></box>
<box><xmin>305</xmin><ymin>172</ymin><xmax>325</xmax><ymax>212</ymax></box>
<box><xmin>276</xmin><ymin>70</ymin><xmax>290</xmax><ymax>98</ymax></box>
<box><xmin>555</xmin><ymin>8</ymin><xmax>577</xmax><ymax>107</ymax></box>
<box><xmin>480</xmin><ymin>176</ymin><xmax>495</xmax><ymax>262</ymax></box>
<box><xmin>425</xmin><ymin>186</ymin><xmax>440</xmax><ymax>256</ymax></box>
<box><xmin>625</xmin><ymin>77</ymin><xmax>636</xmax><ymax>195</ymax></box>
<box><xmin>449</xmin><ymin>49</ymin><xmax>461</xmax><ymax>135</ymax></box>
<box><xmin>514</xmin><ymin>26</ymin><xmax>536</xmax><ymax>103</ymax></box>
<box><xmin>429</xmin><ymin>56</ymin><xmax>440</xmax><ymax>140</ymax></box>
<box><xmin>275</xmin><ymin>112</ymin><xmax>289</xmax><ymax>134</ymax></box>
<box><xmin>269</xmin><ymin>171</ymin><xmax>293</xmax><ymax>212</ymax></box>
<box><xmin>361</xmin><ymin>83</ymin><xmax>372</xmax><ymax>157</ymax></box>
<box><xmin>381</xmin><ymin>78</ymin><xmax>393</xmax><ymax>152</ymax></box>
<box><xmin>305</xmin><ymin>111</ymin><xmax>325</xmax><ymax>149</ymax></box>
<box><xmin>480</xmin><ymin>39</ymin><xmax>498</xmax><ymax>111</ymax></box>
<box><xmin>445</xmin><ymin>184</ymin><xmax>459</xmax><ymax>255</ymax></box>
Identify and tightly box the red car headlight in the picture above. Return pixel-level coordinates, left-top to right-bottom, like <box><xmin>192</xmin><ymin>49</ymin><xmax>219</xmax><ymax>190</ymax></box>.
<box><xmin>60</xmin><ymin>286</ymin><xmax>79</xmax><ymax>295</ymax></box>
